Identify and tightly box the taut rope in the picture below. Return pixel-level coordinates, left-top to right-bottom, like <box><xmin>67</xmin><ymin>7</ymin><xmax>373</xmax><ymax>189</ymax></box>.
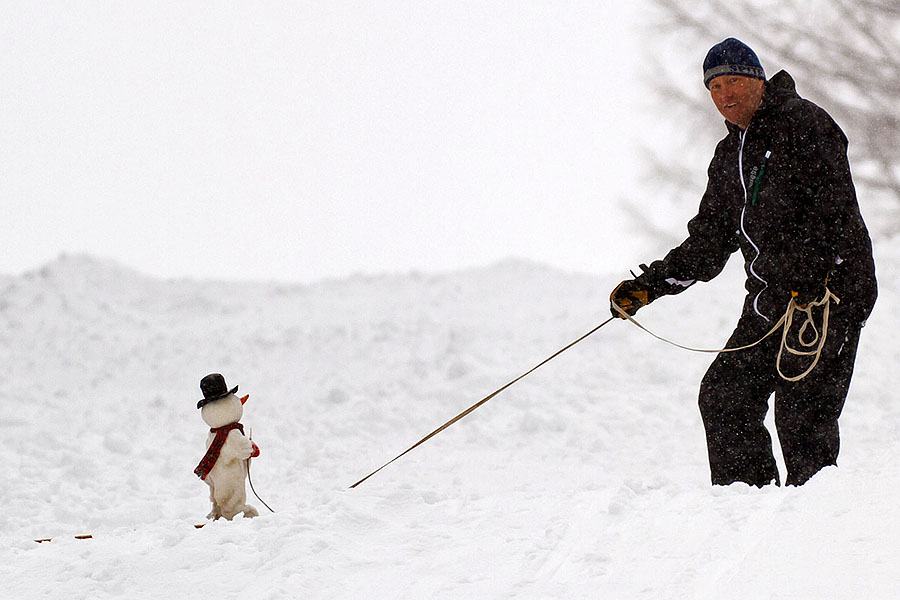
<box><xmin>350</xmin><ymin>290</ymin><xmax>837</xmax><ymax>489</ymax></box>
<box><xmin>349</xmin><ymin>317</ymin><xmax>616</xmax><ymax>488</ymax></box>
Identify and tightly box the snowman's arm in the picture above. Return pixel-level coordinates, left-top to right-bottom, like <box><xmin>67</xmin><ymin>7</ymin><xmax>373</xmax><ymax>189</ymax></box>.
<box><xmin>221</xmin><ymin>430</ymin><xmax>254</xmax><ymax>461</ymax></box>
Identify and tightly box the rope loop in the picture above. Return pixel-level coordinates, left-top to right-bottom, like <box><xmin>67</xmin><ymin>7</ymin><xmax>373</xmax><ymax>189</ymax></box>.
<box><xmin>776</xmin><ymin>289</ymin><xmax>839</xmax><ymax>382</ymax></box>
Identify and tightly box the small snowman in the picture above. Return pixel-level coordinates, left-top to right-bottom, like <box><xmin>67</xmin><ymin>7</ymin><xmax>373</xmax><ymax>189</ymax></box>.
<box><xmin>194</xmin><ymin>373</ymin><xmax>260</xmax><ymax>520</ymax></box>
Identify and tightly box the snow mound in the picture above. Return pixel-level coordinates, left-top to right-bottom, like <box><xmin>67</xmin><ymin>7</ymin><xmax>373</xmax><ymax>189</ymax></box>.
<box><xmin>2</xmin><ymin>253</ymin><xmax>898</xmax><ymax>599</ymax></box>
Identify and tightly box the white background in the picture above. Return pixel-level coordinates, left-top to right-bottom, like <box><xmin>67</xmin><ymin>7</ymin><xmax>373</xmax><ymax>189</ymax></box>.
<box><xmin>2</xmin><ymin>2</ymin><xmax>648</xmax><ymax>283</ymax></box>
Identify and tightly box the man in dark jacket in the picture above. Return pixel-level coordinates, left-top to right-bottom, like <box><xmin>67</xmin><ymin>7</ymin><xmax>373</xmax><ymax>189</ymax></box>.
<box><xmin>611</xmin><ymin>38</ymin><xmax>877</xmax><ymax>487</ymax></box>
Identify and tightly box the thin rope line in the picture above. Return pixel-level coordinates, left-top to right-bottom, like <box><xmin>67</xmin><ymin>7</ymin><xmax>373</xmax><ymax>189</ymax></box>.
<box><xmin>349</xmin><ymin>317</ymin><xmax>615</xmax><ymax>489</ymax></box>
<box><xmin>247</xmin><ymin>429</ymin><xmax>275</xmax><ymax>513</ymax></box>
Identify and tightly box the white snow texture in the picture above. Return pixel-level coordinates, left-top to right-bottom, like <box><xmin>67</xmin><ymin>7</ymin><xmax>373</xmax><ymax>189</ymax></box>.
<box><xmin>2</xmin><ymin>251</ymin><xmax>899</xmax><ymax>599</ymax></box>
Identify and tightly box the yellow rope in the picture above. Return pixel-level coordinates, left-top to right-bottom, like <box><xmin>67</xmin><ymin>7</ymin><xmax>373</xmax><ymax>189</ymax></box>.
<box><xmin>613</xmin><ymin>289</ymin><xmax>839</xmax><ymax>381</ymax></box>
<box><xmin>775</xmin><ymin>290</ymin><xmax>838</xmax><ymax>382</ymax></box>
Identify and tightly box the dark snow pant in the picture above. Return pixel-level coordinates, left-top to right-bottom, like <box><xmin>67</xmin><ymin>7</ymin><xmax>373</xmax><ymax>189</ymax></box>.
<box><xmin>698</xmin><ymin>305</ymin><xmax>863</xmax><ymax>487</ymax></box>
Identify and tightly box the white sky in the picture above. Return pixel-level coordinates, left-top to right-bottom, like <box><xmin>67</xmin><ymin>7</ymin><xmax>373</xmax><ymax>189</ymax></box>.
<box><xmin>2</xmin><ymin>2</ymin><xmax>648</xmax><ymax>283</ymax></box>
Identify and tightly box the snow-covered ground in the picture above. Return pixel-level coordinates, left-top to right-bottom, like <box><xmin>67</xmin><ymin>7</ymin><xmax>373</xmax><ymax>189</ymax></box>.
<box><xmin>2</xmin><ymin>249</ymin><xmax>898</xmax><ymax>599</ymax></box>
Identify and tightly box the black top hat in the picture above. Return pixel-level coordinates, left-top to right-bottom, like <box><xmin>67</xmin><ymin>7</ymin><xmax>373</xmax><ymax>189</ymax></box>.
<box><xmin>197</xmin><ymin>373</ymin><xmax>239</xmax><ymax>409</ymax></box>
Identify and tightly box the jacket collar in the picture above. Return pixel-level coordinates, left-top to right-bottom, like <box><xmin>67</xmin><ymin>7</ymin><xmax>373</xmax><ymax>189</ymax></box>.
<box><xmin>724</xmin><ymin>69</ymin><xmax>798</xmax><ymax>135</ymax></box>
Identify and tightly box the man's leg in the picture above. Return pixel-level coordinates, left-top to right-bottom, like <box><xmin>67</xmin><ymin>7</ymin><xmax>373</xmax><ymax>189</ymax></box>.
<box><xmin>775</xmin><ymin>316</ymin><xmax>863</xmax><ymax>486</ymax></box>
<box><xmin>699</xmin><ymin>316</ymin><xmax>780</xmax><ymax>487</ymax></box>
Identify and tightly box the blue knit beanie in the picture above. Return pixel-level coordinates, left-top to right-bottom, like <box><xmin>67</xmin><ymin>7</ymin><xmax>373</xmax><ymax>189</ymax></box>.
<box><xmin>703</xmin><ymin>38</ymin><xmax>765</xmax><ymax>88</ymax></box>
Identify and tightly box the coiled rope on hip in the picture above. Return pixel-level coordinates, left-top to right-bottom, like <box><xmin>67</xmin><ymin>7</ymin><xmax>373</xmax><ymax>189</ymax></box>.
<box><xmin>612</xmin><ymin>288</ymin><xmax>839</xmax><ymax>382</ymax></box>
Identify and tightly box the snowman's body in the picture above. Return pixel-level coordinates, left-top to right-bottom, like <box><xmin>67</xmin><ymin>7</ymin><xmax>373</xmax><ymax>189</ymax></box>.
<box><xmin>199</xmin><ymin>394</ymin><xmax>259</xmax><ymax>520</ymax></box>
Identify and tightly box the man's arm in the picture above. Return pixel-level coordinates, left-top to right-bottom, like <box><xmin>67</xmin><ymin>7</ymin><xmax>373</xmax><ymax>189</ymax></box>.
<box><xmin>611</xmin><ymin>146</ymin><xmax>740</xmax><ymax>317</ymax></box>
<box><xmin>782</xmin><ymin>100</ymin><xmax>855</xmax><ymax>302</ymax></box>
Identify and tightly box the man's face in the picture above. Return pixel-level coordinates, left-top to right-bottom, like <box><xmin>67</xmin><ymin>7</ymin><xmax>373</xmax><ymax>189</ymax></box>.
<box><xmin>709</xmin><ymin>75</ymin><xmax>766</xmax><ymax>129</ymax></box>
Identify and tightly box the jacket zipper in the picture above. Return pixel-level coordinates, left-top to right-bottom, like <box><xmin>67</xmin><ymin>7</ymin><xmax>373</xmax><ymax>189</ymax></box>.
<box><xmin>738</xmin><ymin>127</ymin><xmax>771</xmax><ymax>321</ymax></box>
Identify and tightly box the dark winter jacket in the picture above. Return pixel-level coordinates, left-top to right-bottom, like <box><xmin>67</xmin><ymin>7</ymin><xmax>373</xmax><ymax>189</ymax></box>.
<box><xmin>637</xmin><ymin>70</ymin><xmax>877</xmax><ymax>324</ymax></box>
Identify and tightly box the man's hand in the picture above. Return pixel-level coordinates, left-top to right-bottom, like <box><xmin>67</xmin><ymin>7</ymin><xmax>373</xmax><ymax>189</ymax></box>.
<box><xmin>791</xmin><ymin>283</ymin><xmax>825</xmax><ymax>308</ymax></box>
<box><xmin>610</xmin><ymin>280</ymin><xmax>650</xmax><ymax>318</ymax></box>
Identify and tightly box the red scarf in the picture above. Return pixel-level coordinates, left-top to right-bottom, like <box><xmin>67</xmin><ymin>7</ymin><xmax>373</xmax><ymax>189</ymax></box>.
<box><xmin>194</xmin><ymin>422</ymin><xmax>245</xmax><ymax>480</ymax></box>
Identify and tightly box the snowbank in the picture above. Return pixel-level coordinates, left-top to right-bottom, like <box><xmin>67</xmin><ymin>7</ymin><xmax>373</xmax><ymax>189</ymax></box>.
<box><xmin>2</xmin><ymin>252</ymin><xmax>898</xmax><ymax>599</ymax></box>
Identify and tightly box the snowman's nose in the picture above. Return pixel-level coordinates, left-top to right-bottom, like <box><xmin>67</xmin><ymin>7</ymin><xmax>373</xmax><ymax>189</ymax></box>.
<box><xmin>240</xmin><ymin>394</ymin><xmax>249</xmax><ymax>405</ymax></box>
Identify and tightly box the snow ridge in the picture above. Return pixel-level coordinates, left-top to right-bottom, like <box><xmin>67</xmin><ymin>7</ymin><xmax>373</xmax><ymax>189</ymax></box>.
<box><xmin>2</xmin><ymin>253</ymin><xmax>898</xmax><ymax>599</ymax></box>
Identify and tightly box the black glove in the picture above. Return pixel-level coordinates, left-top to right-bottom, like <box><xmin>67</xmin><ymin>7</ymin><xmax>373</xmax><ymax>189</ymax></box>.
<box><xmin>610</xmin><ymin>279</ymin><xmax>650</xmax><ymax>318</ymax></box>
<box><xmin>791</xmin><ymin>281</ymin><xmax>826</xmax><ymax>308</ymax></box>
